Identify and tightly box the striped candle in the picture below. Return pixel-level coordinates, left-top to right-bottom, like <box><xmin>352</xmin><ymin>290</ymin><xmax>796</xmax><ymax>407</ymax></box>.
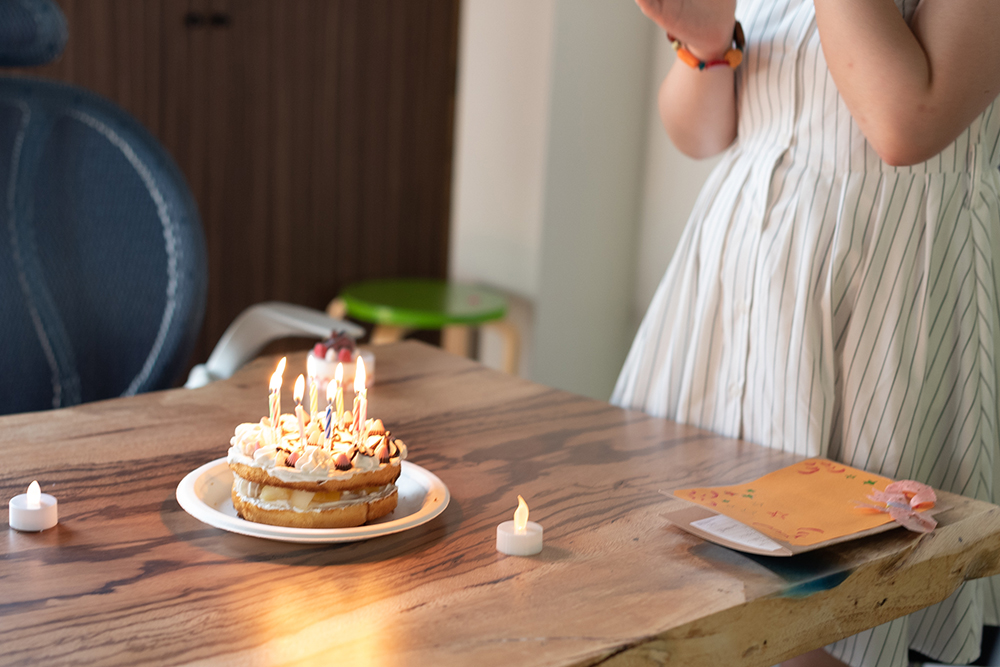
<box><xmin>308</xmin><ymin>373</ymin><xmax>319</xmax><ymax>421</ymax></box>
<box><xmin>352</xmin><ymin>357</ymin><xmax>367</xmax><ymax>441</ymax></box>
<box><xmin>293</xmin><ymin>375</ymin><xmax>307</xmax><ymax>445</ymax></box>
<box><xmin>334</xmin><ymin>363</ymin><xmax>345</xmax><ymax>423</ymax></box>
<box><xmin>268</xmin><ymin>357</ymin><xmax>287</xmax><ymax>442</ymax></box>
<box><xmin>324</xmin><ymin>381</ymin><xmax>335</xmax><ymax>448</ymax></box>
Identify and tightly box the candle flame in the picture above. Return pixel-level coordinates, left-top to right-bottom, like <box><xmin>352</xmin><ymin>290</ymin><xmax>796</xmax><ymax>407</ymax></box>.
<box><xmin>294</xmin><ymin>374</ymin><xmax>305</xmax><ymax>403</ymax></box>
<box><xmin>355</xmin><ymin>356</ymin><xmax>366</xmax><ymax>392</ymax></box>
<box><xmin>270</xmin><ymin>356</ymin><xmax>287</xmax><ymax>391</ymax></box>
<box><xmin>327</xmin><ymin>377</ymin><xmax>337</xmax><ymax>402</ymax></box>
<box><xmin>514</xmin><ymin>495</ymin><xmax>529</xmax><ymax>533</ymax></box>
<box><xmin>27</xmin><ymin>480</ymin><xmax>41</xmax><ymax>509</ymax></box>
<box><xmin>335</xmin><ymin>362</ymin><xmax>344</xmax><ymax>385</ymax></box>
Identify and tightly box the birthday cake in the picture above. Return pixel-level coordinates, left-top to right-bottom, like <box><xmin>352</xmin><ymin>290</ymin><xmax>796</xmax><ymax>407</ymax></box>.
<box><xmin>227</xmin><ymin>357</ymin><xmax>407</xmax><ymax>529</ymax></box>
<box><xmin>307</xmin><ymin>332</ymin><xmax>374</xmax><ymax>393</ymax></box>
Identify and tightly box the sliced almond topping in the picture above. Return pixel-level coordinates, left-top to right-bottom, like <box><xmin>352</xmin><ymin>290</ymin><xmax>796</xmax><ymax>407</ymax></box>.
<box><xmin>333</xmin><ymin>452</ymin><xmax>352</xmax><ymax>470</ymax></box>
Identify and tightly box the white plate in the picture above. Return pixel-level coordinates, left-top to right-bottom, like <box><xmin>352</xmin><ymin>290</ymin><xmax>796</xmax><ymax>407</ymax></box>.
<box><xmin>176</xmin><ymin>458</ymin><xmax>450</xmax><ymax>543</ymax></box>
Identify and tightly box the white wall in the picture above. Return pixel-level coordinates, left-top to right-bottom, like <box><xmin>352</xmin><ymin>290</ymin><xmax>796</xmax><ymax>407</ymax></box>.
<box><xmin>449</xmin><ymin>0</ymin><xmax>555</xmax><ymax>301</ymax></box>
<box><xmin>449</xmin><ymin>0</ymin><xmax>556</xmax><ymax>379</ymax></box>
<box><xmin>531</xmin><ymin>1</ymin><xmax>653</xmax><ymax>400</ymax></box>
<box><xmin>450</xmin><ymin>0</ymin><xmax>717</xmax><ymax>400</ymax></box>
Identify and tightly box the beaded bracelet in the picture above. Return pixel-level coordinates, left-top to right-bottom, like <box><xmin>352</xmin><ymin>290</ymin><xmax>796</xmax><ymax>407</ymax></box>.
<box><xmin>668</xmin><ymin>21</ymin><xmax>745</xmax><ymax>70</ymax></box>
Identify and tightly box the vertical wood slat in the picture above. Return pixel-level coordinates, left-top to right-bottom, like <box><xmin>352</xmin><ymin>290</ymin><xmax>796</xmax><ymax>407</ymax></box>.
<box><xmin>19</xmin><ymin>0</ymin><xmax>460</xmax><ymax>374</ymax></box>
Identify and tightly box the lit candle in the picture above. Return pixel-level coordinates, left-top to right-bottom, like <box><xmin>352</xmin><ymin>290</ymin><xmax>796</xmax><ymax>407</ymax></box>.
<box><xmin>8</xmin><ymin>481</ymin><xmax>58</xmax><ymax>532</ymax></box>
<box><xmin>334</xmin><ymin>362</ymin><xmax>345</xmax><ymax>423</ymax></box>
<box><xmin>293</xmin><ymin>374</ymin><xmax>307</xmax><ymax>445</ymax></box>
<box><xmin>269</xmin><ymin>357</ymin><xmax>287</xmax><ymax>441</ymax></box>
<box><xmin>308</xmin><ymin>370</ymin><xmax>319</xmax><ymax>421</ymax></box>
<box><xmin>324</xmin><ymin>380</ymin><xmax>335</xmax><ymax>448</ymax></box>
<box><xmin>352</xmin><ymin>357</ymin><xmax>367</xmax><ymax>437</ymax></box>
<box><xmin>496</xmin><ymin>495</ymin><xmax>543</xmax><ymax>556</ymax></box>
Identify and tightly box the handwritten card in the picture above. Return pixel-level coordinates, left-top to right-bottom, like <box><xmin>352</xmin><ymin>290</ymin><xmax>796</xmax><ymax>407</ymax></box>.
<box><xmin>674</xmin><ymin>458</ymin><xmax>897</xmax><ymax>546</ymax></box>
<box><xmin>690</xmin><ymin>514</ymin><xmax>784</xmax><ymax>553</ymax></box>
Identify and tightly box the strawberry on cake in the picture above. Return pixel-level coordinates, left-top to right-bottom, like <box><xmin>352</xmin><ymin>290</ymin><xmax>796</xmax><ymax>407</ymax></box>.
<box><xmin>307</xmin><ymin>332</ymin><xmax>374</xmax><ymax>393</ymax></box>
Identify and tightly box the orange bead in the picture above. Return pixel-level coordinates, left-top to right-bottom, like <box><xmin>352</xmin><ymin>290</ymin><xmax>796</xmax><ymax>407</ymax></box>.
<box><xmin>677</xmin><ymin>48</ymin><xmax>701</xmax><ymax>69</ymax></box>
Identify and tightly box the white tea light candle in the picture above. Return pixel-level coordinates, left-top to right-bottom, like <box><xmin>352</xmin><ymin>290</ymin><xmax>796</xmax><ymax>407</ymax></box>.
<box><xmin>8</xmin><ymin>481</ymin><xmax>58</xmax><ymax>532</ymax></box>
<box><xmin>496</xmin><ymin>495</ymin><xmax>543</xmax><ymax>555</ymax></box>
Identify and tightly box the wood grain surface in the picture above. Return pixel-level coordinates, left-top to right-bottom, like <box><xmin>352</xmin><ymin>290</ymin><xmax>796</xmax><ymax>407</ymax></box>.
<box><xmin>2</xmin><ymin>342</ymin><xmax>1000</xmax><ymax>666</ymax></box>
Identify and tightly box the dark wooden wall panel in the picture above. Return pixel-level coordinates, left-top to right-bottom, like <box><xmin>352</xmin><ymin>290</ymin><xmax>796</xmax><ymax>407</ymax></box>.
<box><xmin>24</xmin><ymin>0</ymin><xmax>460</xmax><ymax>371</ymax></box>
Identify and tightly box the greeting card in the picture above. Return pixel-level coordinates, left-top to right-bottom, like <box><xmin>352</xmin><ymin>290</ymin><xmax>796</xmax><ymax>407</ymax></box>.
<box><xmin>664</xmin><ymin>458</ymin><xmax>942</xmax><ymax>556</ymax></box>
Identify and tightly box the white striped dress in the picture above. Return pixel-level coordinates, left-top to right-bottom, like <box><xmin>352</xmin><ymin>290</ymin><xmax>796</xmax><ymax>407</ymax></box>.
<box><xmin>612</xmin><ymin>0</ymin><xmax>1000</xmax><ymax>664</ymax></box>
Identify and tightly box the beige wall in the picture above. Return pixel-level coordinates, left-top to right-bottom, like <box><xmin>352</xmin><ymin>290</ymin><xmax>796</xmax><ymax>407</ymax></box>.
<box><xmin>449</xmin><ymin>0</ymin><xmax>555</xmax><ymax>301</ymax></box>
<box><xmin>449</xmin><ymin>0</ymin><xmax>556</xmax><ymax>379</ymax></box>
<box><xmin>450</xmin><ymin>0</ymin><xmax>717</xmax><ymax>400</ymax></box>
<box><xmin>530</xmin><ymin>0</ymin><xmax>653</xmax><ymax>400</ymax></box>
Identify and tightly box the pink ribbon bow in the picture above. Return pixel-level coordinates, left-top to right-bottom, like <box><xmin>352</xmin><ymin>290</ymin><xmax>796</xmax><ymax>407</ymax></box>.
<box><xmin>858</xmin><ymin>480</ymin><xmax>937</xmax><ymax>533</ymax></box>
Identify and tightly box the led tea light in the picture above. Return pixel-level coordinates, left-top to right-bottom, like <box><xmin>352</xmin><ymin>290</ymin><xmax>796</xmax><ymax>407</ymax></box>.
<box><xmin>8</xmin><ymin>481</ymin><xmax>58</xmax><ymax>532</ymax></box>
<box><xmin>496</xmin><ymin>495</ymin><xmax>543</xmax><ymax>555</ymax></box>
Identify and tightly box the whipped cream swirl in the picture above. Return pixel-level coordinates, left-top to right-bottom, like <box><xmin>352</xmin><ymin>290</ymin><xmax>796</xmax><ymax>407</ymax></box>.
<box><xmin>228</xmin><ymin>414</ymin><xmax>407</xmax><ymax>484</ymax></box>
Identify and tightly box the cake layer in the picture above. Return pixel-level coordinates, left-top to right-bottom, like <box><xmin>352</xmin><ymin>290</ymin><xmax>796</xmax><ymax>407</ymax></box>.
<box><xmin>232</xmin><ymin>485</ymin><xmax>398</xmax><ymax>528</ymax></box>
<box><xmin>229</xmin><ymin>459</ymin><xmax>400</xmax><ymax>492</ymax></box>
<box><xmin>232</xmin><ymin>475</ymin><xmax>396</xmax><ymax>510</ymax></box>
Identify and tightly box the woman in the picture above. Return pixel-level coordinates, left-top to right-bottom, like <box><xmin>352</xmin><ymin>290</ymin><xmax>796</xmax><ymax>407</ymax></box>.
<box><xmin>614</xmin><ymin>0</ymin><xmax>1000</xmax><ymax>665</ymax></box>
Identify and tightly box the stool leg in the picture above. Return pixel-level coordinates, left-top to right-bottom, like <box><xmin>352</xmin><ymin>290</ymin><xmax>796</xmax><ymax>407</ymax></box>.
<box><xmin>483</xmin><ymin>319</ymin><xmax>520</xmax><ymax>375</ymax></box>
<box><xmin>442</xmin><ymin>325</ymin><xmax>473</xmax><ymax>358</ymax></box>
<box><xmin>326</xmin><ymin>298</ymin><xmax>347</xmax><ymax>320</ymax></box>
<box><xmin>371</xmin><ymin>325</ymin><xmax>408</xmax><ymax>345</ymax></box>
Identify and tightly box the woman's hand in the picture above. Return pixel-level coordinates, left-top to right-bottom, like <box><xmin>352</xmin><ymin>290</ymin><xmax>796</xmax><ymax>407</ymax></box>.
<box><xmin>635</xmin><ymin>0</ymin><xmax>736</xmax><ymax>59</ymax></box>
<box><xmin>635</xmin><ymin>0</ymin><xmax>740</xmax><ymax>159</ymax></box>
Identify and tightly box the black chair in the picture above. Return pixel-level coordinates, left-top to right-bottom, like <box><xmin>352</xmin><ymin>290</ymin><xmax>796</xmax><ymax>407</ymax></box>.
<box><xmin>0</xmin><ymin>0</ymin><xmax>363</xmax><ymax>413</ymax></box>
<box><xmin>0</xmin><ymin>0</ymin><xmax>207</xmax><ymax>414</ymax></box>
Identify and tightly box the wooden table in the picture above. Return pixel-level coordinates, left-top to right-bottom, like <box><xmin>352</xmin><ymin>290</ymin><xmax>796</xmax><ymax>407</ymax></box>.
<box><xmin>3</xmin><ymin>342</ymin><xmax>1000</xmax><ymax>666</ymax></box>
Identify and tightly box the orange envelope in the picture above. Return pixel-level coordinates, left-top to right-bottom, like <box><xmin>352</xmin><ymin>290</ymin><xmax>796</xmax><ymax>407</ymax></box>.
<box><xmin>674</xmin><ymin>458</ymin><xmax>898</xmax><ymax>546</ymax></box>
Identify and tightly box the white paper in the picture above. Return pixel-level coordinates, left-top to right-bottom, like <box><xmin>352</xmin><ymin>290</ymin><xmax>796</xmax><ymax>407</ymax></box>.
<box><xmin>691</xmin><ymin>514</ymin><xmax>784</xmax><ymax>552</ymax></box>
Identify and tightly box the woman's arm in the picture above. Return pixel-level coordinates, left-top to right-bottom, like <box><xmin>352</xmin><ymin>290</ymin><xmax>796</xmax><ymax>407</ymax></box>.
<box><xmin>636</xmin><ymin>0</ymin><xmax>739</xmax><ymax>159</ymax></box>
<box><xmin>814</xmin><ymin>0</ymin><xmax>1000</xmax><ymax>166</ymax></box>
<box><xmin>656</xmin><ymin>46</ymin><xmax>738</xmax><ymax>158</ymax></box>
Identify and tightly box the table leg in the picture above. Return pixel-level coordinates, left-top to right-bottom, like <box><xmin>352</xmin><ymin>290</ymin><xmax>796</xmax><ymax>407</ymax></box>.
<box><xmin>371</xmin><ymin>325</ymin><xmax>409</xmax><ymax>345</ymax></box>
<box><xmin>442</xmin><ymin>325</ymin><xmax>472</xmax><ymax>358</ymax></box>
<box><xmin>483</xmin><ymin>319</ymin><xmax>520</xmax><ymax>375</ymax></box>
<box><xmin>326</xmin><ymin>298</ymin><xmax>347</xmax><ymax>320</ymax></box>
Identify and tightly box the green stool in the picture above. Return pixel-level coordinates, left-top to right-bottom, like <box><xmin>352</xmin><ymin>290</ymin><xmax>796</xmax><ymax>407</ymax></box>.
<box><xmin>328</xmin><ymin>279</ymin><xmax>520</xmax><ymax>374</ymax></box>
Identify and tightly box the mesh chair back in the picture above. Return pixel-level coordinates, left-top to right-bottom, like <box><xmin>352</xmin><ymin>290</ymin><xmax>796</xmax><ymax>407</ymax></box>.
<box><xmin>0</xmin><ymin>2</ymin><xmax>206</xmax><ymax>414</ymax></box>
